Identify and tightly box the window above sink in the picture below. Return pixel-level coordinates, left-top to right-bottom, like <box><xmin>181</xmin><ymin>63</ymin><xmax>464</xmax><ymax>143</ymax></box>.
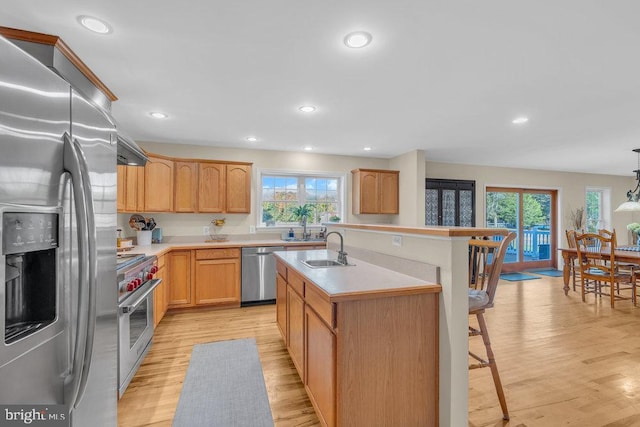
<box><xmin>258</xmin><ymin>169</ymin><xmax>346</xmax><ymax>228</ymax></box>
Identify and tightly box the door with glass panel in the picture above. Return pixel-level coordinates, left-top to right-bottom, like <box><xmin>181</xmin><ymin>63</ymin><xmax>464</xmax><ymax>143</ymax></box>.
<box><xmin>485</xmin><ymin>188</ymin><xmax>557</xmax><ymax>272</ymax></box>
<box><xmin>425</xmin><ymin>179</ymin><xmax>475</xmax><ymax>226</ymax></box>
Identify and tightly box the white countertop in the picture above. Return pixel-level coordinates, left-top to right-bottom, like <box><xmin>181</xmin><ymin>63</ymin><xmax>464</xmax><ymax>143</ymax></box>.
<box><xmin>274</xmin><ymin>249</ymin><xmax>441</xmax><ymax>302</ymax></box>
<box><xmin>119</xmin><ymin>238</ymin><xmax>325</xmax><ymax>257</ymax></box>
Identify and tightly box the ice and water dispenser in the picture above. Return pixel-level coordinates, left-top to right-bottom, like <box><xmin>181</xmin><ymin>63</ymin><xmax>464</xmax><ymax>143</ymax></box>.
<box><xmin>3</xmin><ymin>211</ymin><xmax>58</xmax><ymax>344</ymax></box>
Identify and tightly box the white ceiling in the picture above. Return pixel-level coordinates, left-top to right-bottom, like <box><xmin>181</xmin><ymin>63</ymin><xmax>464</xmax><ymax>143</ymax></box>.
<box><xmin>3</xmin><ymin>1</ymin><xmax>640</xmax><ymax>176</ymax></box>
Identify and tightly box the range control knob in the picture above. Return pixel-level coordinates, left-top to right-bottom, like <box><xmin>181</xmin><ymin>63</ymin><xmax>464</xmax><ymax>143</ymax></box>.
<box><xmin>150</xmin><ymin>266</ymin><xmax>158</xmax><ymax>274</ymax></box>
<box><xmin>127</xmin><ymin>282</ymin><xmax>135</xmax><ymax>292</ymax></box>
<box><xmin>147</xmin><ymin>272</ymin><xmax>154</xmax><ymax>280</ymax></box>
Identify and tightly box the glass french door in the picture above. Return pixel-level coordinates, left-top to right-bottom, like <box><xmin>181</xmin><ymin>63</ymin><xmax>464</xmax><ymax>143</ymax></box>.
<box><xmin>485</xmin><ymin>187</ymin><xmax>557</xmax><ymax>272</ymax></box>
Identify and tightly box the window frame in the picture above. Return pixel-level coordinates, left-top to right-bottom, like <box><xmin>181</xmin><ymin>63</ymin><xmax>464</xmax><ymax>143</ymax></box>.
<box><xmin>585</xmin><ymin>186</ymin><xmax>612</xmax><ymax>232</ymax></box>
<box><xmin>256</xmin><ymin>168</ymin><xmax>346</xmax><ymax>229</ymax></box>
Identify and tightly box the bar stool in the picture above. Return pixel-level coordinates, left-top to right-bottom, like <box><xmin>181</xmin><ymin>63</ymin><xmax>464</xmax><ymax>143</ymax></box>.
<box><xmin>468</xmin><ymin>232</ymin><xmax>516</xmax><ymax>421</ymax></box>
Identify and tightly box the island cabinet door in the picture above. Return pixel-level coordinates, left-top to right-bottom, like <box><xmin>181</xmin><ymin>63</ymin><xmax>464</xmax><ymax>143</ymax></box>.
<box><xmin>305</xmin><ymin>306</ymin><xmax>336</xmax><ymax>427</ymax></box>
<box><xmin>276</xmin><ymin>273</ymin><xmax>287</xmax><ymax>341</ymax></box>
<box><xmin>287</xmin><ymin>286</ymin><xmax>305</xmax><ymax>378</ymax></box>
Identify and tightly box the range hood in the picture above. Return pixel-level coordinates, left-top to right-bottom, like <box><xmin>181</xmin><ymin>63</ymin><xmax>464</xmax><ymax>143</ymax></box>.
<box><xmin>117</xmin><ymin>134</ymin><xmax>148</xmax><ymax>166</ymax></box>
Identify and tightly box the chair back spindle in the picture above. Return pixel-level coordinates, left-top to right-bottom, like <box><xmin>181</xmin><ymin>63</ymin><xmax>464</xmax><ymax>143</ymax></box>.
<box><xmin>468</xmin><ymin>232</ymin><xmax>516</xmax><ymax>308</ymax></box>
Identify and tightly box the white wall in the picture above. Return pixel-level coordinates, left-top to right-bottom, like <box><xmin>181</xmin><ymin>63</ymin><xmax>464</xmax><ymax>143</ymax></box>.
<box><xmin>389</xmin><ymin>150</ymin><xmax>426</xmax><ymax>227</ymax></box>
<box><xmin>118</xmin><ymin>141</ymin><xmax>639</xmax><ymax>245</ymax></box>
<box><xmin>118</xmin><ymin>141</ymin><xmax>394</xmax><ymax>238</ymax></box>
<box><xmin>426</xmin><ymin>160</ymin><xmax>640</xmax><ymax>245</ymax></box>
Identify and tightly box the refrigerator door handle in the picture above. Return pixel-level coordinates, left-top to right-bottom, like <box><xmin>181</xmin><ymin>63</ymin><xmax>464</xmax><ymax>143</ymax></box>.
<box><xmin>62</xmin><ymin>132</ymin><xmax>98</xmax><ymax>410</ymax></box>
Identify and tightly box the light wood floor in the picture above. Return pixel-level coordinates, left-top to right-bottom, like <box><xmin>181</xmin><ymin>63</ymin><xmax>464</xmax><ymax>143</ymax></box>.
<box><xmin>118</xmin><ymin>275</ymin><xmax>640</xmax><ymax>427</ymax></box>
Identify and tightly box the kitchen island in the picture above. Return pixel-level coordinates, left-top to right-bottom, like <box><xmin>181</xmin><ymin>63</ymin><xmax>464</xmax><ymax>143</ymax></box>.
<box><xmin>274</xmin><ymin>249</ymin><xmax>442</xmax><ymax>426</ymax></box>
<box><xmin>321</xmin><ymin>223</ymin><xmax>509</xmax><ymax>427</ymax></box>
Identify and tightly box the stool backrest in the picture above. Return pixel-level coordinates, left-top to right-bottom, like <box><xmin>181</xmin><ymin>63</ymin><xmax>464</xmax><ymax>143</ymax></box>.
<box><xmin>468</xmin><ymin>232</ymin><xmax>516</xmax><ymax>308</ymax></box>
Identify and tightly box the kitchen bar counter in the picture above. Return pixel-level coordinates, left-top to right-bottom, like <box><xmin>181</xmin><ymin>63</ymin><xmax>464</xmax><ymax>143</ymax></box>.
<box><xmin>334</xmin><ymin>222</ymin><xmax>509</xmax><ymax>237</ymax></box>
<box><xmin>273</xmin><ymin>249</ymin><xmax>441</xmax><ymax>426</ymax></box>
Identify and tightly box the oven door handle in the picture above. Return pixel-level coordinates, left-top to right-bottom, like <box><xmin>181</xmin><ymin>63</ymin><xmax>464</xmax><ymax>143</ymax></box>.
<box><xmin>121</xmin><ymin>279</ymin><xmax>162</xmax><ymax>314</ymax></box>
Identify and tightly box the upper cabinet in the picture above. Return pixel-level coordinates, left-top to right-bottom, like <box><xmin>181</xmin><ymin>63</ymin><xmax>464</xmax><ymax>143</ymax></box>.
<box><xmin>117</xmin><ymin>164</ymin><xmax>145</xmax><ymax>213</ymax></box>
<box><xmin>174</xmin><ymin>161</ymin><xmax>198</xmax><ymax>213</ymax></box>
<box><xmin>144</xmin><ymin>155</ymin><xmax>174</xmax><ymax>212</ymax></box>
<box><xmin>117</xmin><ymin>152</ymin><xmax>252</xmax><ymax>214</ymax></box>
<box><xmin>198</xmin><ymin>162</ymin><xmax>225</xmax><ymax>213</ymax></box>
<box><xmin>351</xmin><ymin>168</ymin><xmax>399</xmax><ymax>214</ymax></box>
<box><xmin>225</xmin><ymin>164</ymin><xmax>251</xmax><ymax>213</ymax></box>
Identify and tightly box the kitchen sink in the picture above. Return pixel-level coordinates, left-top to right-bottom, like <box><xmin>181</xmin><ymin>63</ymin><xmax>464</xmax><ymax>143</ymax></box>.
<box><xmin>302</xmin><ymin>259</ymin><xmax>352</xmax><ymax>268</ymax></box>
<box><xmin>282</xmin><ymin>237</ymin><xmax>326</xmax><ymax>242</ymax></box>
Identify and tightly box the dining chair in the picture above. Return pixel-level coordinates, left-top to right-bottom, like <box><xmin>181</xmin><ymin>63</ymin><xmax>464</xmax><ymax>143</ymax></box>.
<box><xmin>565</xmin><ymin>229</ymin><xmax>580</xmax><ymax>291</ymax></box>
<box><xmin>575</xmin><ymin>232</ymin><xmax>636</xmax><ymax>308</ymax></box>
<box><xmin>468</xmin><ymin>231</ymin><xmax>516</xmax><ymax>421</ymax></box>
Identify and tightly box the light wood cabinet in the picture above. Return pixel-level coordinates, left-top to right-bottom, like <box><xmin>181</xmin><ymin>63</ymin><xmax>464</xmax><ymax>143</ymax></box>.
<box><xmin>225</xmin><ymin>164</ymin><xmax>251</xmax><ymax>213</ymax></box>
<box><xmin>379</xmin><ymin>170</ymin><xmax>399</xmax><ymax>214</ymax></box>
<box><xmin>351</xmin><ymin>168</ymin><xmax>399</xmax><ymax>214</ymax></box>
<box><xmin>275</xmin><ymin>257</ymin><xmax>438</xmax><ymax>426</ymax></box>
<box><xmin>168</xmin><ymin>250</ymin><xmax>191</xmax><ymax>307</ymax></box>
<box><xmin>287</xmin><ymin>285</ymin><xmax>305</xmax><ymax>378</ymax></box>
<box><xmin>198</xmin><ymin>162</ymin><xmax>225</xmax><ymax>212</ymax></box>
<box><xmin>174</xmin><ymin>161</ymin><xmax>198</xmax><ymax>212</ymax></box>
<box><xmin>144</xmin><ymin>155</ymin><xmax>174</xmax><ymax>212</ymax></box>
<box><xmin>193</xmin><ymin>248</ymin><xmax>240</xmax><ymax>307</ymax></box>
<box><xmin>305</xmin><ymin>306</ymin><xmax>336</xmax><ymax>427</ymax></box>
<box><xmin>153</xmin><ymin>254</ymin><xmax>168</xmax><ymax>328</ymax></box>
<box><xmin>182</xmin><ymin>162</ymin><xmax>251</xmax><ymax>213</ymax></box>
<box><xmin>117</xmin><ymin>151</ymin><xmax>252</xmax><ymax>214</ymax></box>
<box><xmin>117</xmin><ymin>164</ymin><xmax>145</xmax><ymax>212</ymax></box>
<box><xmin>276</xmin><ymin>273</ymin><xmax>287</xmax><ymax>339</ymax></box>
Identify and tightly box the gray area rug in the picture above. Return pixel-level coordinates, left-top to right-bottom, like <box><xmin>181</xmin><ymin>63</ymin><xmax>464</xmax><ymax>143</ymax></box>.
<box><xmin>172</xmin><ymin>338</ymin><xmax>274</xmax><ymax>427</ymax></box>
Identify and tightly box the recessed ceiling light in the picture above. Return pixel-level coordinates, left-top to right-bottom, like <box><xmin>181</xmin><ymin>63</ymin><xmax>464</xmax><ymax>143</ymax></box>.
<box><xmin>299</xmin><ymin>105</ymin><xmax>317</xmax><ymax>113</ymax></box>
<box><xmin>246</xmin><ymin>136</ymin><xmax>258</xmax><ymax>142</ymax></box>
<box><xmin>512</xmin><ymin>116</ymin><xmax>529</xmax><ymax>124</ymax></box>
<box><xmin>363</xmin><ymin>147</ymin><xmax>372</xmax><ymax>151</ymax></box>
<box><xmin>77</xmin><ymin>15</ymin><xmax>112</xmax><ymax>34</ymax></box>
<box><xmin>303</xmin><ymin>146</ymin><xmax>313</xmax><ymax>151</ymax></box>
<box><xmin>149</xmin><ymin>112</ymin><xmax>168</xmax><ymax>119</ymax></box>
<box><xmin>344</xmin><ymin>31</ymin><xmax>372</xmax><ymax>48</ymax></box>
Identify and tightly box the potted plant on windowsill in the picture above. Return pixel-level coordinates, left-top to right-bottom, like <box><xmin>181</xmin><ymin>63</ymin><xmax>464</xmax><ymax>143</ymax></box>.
<box><xmin>263</xmin><ymin>210</ymin><xmax>275</xmax><ymax>227</ymax></box>
<box><xmin>292</xmin><ymin>204</ymin><xmax>313</xmax><ymax>224</ymax></box>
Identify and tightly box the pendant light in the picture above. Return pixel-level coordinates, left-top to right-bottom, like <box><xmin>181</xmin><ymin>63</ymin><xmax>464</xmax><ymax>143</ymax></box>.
<box><xmin>615</xmin><ymin>148</ymin><xmax>640</xmax><ymax>212</ymax></box>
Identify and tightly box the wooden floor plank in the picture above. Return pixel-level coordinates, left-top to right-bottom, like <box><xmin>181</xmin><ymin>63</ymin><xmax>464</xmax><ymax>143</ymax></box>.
<box><xmin>118</xmin><ymin>275</ymin><xmax>640</xmax><ymax>426</ymax></box>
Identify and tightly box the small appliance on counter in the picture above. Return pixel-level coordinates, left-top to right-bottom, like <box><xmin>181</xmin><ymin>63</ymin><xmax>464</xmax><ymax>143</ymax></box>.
<box><xmin>152</xmin><ymin>227</ymin><xmax>163</xmax><ymax>243</ymax></box>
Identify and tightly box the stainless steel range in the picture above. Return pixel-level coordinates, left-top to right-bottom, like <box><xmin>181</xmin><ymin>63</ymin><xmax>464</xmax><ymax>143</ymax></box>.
<box><xmin>116</xmin><ymin>253</ymin><xmax>161</xmax><ymax>397</ymax></box>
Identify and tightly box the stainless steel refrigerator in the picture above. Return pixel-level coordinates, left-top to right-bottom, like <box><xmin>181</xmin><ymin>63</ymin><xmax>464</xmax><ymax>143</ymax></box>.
<box><xmin>0</xmin><ymin>35</ymin><xmax>117</xmax><ymax>426</ymax></box>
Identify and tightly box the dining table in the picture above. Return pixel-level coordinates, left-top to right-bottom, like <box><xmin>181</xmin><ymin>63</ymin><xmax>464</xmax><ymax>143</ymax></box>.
<box><xmin>558</xmin><ymin>246</ymin><xmax>640</xmax><ymax>295</ymax></box>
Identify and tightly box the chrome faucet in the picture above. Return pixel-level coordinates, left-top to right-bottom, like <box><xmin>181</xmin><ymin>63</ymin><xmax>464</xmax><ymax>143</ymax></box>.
<box><xmin>301</xmin><ymin>214</ymin><xmax>311</xmax><ymax>240</ymax></box>
<box><xmin>325</xmin><ymin>231</ymin><xmax>348</xmax><ymax>265</ymax></box>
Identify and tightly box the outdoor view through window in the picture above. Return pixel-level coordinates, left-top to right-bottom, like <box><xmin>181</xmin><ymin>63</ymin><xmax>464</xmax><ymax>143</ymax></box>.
<box><xmin>260</xmin><ymin>173</ymin><xmax>342</xmax><ymax>227</ymax></box>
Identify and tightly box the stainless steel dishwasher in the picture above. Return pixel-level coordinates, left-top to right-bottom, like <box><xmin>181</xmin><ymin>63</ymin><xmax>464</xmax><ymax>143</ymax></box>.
<box><xmin>241</xmin><ymin>246</ymin><xmax>285</xmax><ymax>305</ymax></box>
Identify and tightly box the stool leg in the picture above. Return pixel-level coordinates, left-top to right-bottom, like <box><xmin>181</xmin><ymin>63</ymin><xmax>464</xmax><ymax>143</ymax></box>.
<box><xmin>477</xmin><ymin>312</ymin><xmax>509</xmax><ymax>420</ymax></box>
